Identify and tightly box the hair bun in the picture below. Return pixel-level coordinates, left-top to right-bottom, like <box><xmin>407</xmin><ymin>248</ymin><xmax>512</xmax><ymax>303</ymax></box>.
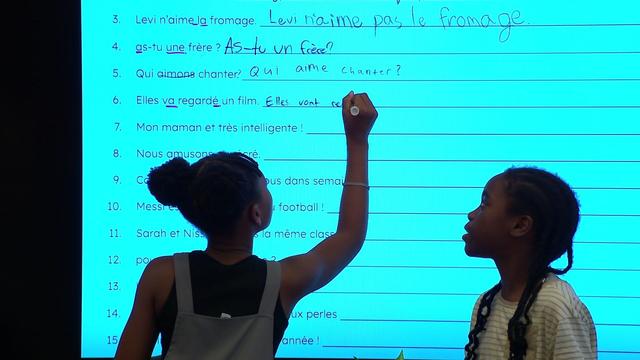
<box><xmin>147</xmin><ymin>157</ymin><xmax>192</xmax><ymax>206</ymax></box>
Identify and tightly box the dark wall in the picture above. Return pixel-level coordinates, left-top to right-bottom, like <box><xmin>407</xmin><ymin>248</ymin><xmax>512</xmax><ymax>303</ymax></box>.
<box><xmin>16</xmin><ymin>1</ymin><xmax>81</xmax><ymax>358</ymax></box>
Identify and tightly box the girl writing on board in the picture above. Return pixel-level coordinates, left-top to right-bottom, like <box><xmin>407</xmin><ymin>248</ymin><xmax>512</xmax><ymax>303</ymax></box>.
<box><xmin>114</xmin><ymin>91</ymin><xmax>377</xmax><ymax>359</ymax></box>
<box><xmin>462</xmin><ymin>167</ymin><xmax>597</xmax><ymax>359</ymax></box>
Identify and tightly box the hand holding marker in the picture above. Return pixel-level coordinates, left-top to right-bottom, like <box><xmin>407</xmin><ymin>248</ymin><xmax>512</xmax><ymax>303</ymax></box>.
<box><xmin>350</xmin><ymin>94</ymin><xmax>360</xmax><ymax>117</ymax></box>
<box><xmin>342</xmin><ymin>91</ymin><xmax>376</xmax><ymax>143</ymax></box>
<box><xmin>350</xmin><ymin>104</ymin><xmax>360</xmax><ymax>116</ymax></box>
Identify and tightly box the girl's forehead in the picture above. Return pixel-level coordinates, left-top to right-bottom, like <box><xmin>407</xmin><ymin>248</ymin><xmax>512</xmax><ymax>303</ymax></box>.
<box><xmin>258</xmin><ymin>176</ymin><xmax>270</xmax><ymax>191</ymax></box>
<box><xmin>484</xmin><ymin>174</ymin><xmax>507</xmax><ymax>195</ymax></box>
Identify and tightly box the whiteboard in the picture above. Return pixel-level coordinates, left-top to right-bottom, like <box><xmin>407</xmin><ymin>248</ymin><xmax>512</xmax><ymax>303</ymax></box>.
<box><xmin>81</xmin><ymin>1</ymin><xmax>640</xmax><ymax>358</ymax></box>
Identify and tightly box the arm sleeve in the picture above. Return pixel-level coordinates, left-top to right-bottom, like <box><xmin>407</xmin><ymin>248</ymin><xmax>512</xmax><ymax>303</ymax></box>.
<box><xmin>551</xmin><ymin>316</ymin><xmax>598</xmax><ymax>360</ymax></box>
<box><xmin>469</xmin><ymin>295</ymin><xmax>482</xmax><ymax>331</ymax></box>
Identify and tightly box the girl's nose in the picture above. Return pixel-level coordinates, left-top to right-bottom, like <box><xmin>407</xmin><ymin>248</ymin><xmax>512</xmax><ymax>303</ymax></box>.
<box><xmin>467</xmin><ymin>207</ymin><xmax>479</xmax><ymax>220</ymax></box>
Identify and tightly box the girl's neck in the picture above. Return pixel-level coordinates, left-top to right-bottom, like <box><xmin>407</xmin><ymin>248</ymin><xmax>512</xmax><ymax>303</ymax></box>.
<box><xmin>495</xmin><ymin>256</ymin><xmax>531</xmax><ymax>302</ymax></box>
<box><xmin>205</xmin><ymin>234</ymin><xmax>254</xmax><ymax>265</ymax></box>
<box><xmin>204</xmin><ymin>246</ymin><xmax>252</xmax><ymax>265</ymax></box>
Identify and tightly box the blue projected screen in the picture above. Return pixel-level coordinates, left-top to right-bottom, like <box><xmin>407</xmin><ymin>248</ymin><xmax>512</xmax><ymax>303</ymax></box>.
<box><xmin>81</xmin><ymin>1</ymin><xmax>640</xmax><ymax>358</ymax></box>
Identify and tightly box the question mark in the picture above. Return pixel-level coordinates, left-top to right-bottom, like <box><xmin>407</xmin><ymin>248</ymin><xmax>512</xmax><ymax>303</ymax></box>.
<box><xmin>396</xmin><ymin>64</ymin><xmax>401</xmax><ymax>76</ymax></box>
<box><xmin>215</xmin><ymin>43</ymin><xmax>221</xmax><ymax>51</ymax></box>
<box><xmin>326</xmin><ymin>41</ymin><xmax>334</xmax><ymax>52</ymax></box>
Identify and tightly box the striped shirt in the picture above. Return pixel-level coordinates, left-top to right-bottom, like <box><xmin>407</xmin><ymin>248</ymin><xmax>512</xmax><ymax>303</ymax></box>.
<box><xmin>467</xmin><ymin>274</ymin><xmax>597</xmax><ymax>359</ymax></box>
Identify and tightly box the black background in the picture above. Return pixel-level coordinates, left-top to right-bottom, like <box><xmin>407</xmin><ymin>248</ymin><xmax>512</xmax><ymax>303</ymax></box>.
<box><xmin>15</xmin><ymin>0</ymin><xmax>82</xmax><ymax>358</ymax></box>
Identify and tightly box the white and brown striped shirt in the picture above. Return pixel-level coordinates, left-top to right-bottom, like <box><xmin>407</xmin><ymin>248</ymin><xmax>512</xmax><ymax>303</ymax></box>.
<box><xmin>467</xmin><ymin>274</ymin><xmax>597</xmax><ymax>359</ymax></box>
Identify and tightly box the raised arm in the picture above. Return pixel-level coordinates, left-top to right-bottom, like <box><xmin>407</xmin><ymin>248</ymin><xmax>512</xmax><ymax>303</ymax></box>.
<box><xmin>279</xmin><ymin>91</ymin><xmax>377</xmax><ymax>314</ymax></box>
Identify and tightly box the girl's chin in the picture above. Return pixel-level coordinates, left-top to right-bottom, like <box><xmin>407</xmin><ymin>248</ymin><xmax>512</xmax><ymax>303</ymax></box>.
<box><xmin>464</xmin><ymin>244</ymin><xmax>475</xmax><ymax>256</ymax></box>
<box><xmin>463</xmin><ymin>240</ymin><xmax>485</xmax><ymax>258</ymax></box>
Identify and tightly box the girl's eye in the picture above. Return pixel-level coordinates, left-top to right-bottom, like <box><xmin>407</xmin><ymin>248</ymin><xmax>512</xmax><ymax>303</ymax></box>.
<box><xmin>479</xmin><ymin>197</ymin><xmax>487</xmax><ymax>208</ymax></box>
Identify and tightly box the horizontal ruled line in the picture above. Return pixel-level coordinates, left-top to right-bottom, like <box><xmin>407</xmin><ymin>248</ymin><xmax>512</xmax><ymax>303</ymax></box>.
<box><xmin>340</xmin><ymin>318</ymin><xmax>640</xmax><ymax>327</ymax></box>
<box><xmin>555</xmin><ymin>294</ymin><xmax>639</xmax><ymax>299</ymax></box>
<box><xmin>366</xmin><ymin>238</ymin><xmax>462</xmax><ymax>243</ymax></box>
<box><xmin>249</xmin><ymin>78</ymin><xmax>640</xmax><ymax>82</ymax></box>
<box><xmin>314</xmin><ymin>291</ymin><xmax>640</xmax><ymax>299</ymax></box>
<box><xmin>340</xmin><ymin>319</ymin><xmax>469</xmax><ymax>324</ymax></box>
<box><xmin>269</xmin><ymin>184</ymin><xmax>638</xmax><ymax>192</ymax></box>
<box><xmin>342</xmin><ymin>318</ymin><xmax>468</xmax><ymax>323</ymax></box>
<box><xmin>265</xmin><ymin>159</ymin><xmax>640</xmax><ymax>163</ymax></box>
<box><xmin>232</xmin><ymin>50</ymin><xmax>640</xmax><ymax>56</ymax></box>
<box><xmin>263</xmin><ymin>105</ymin><xmax>640</xmax><ymax>109</ymax></box>
<box><xmin>315</xmin><ymin>291</ymin><xmax>480</xmax><ymax>296</ymax></box>
<box><xmin>320</xmin><ymin>345</ymin><xmax>640</xmax><ymax>355</ymax></box>
<box><xmin>308</xmin><ymin>132</ymin><xmax>640</xmax><ymax>137</ymax></box>
<box><xmin>367</xmin><ymin>185</ymin><xmax>640</xmax><ymax>191</ymax></box>
<box><xmin>322</xmin><ymin>345</ymin><xmax>463</xmax><ymax>351</ymax></box>
<box><xmin>365</xmin><ymin>238</ymin><xmax>640</xmax><ymax>245</ymax></box>
<box><xmin>322</xmin><ymin>344</ymin><xmax>464</xmax><ymax>350</ymax></box>
<box><xmin>362</xmin><ymin>211</ymin><xmax>467</xmax><ymax>215</ymax></box>
<box><xmin>365</xmin><ymin>212</ymin><xmax>640</xmax><ymax>217</ymax></box>
<box><xmin>321</xmin><ymin>344</ymin><xmax>640</xmax><ymax>356</ymax></box>
<box><xmin>261</xmin><ymin>23</ymin><xmax>640</xmax><ymax>28</ymax></box>
<box><xmin>346</xmin><ymin>265</ymin><xmax>494</xmax><ymax>269</ymax></box>
<box><xmin>345</xmin><ymin>265</ymin><xmax>640</xmax><ymax>272</ymax></box>
<box><xmin>373</xmin><ymin>185</ymin><xmax>485</xmax><ymax>189</ymax></box>
<box><xmin>327</xmin><ymin>211</ymin><xmax>640</xmax><ymax>217</ymax></box>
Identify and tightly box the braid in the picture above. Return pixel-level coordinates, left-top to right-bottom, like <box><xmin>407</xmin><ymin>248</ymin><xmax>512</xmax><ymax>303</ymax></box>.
<box><xmin>507</xmin><ymin>270</ymin><xmax>547</xmax><ymax>359</ymax></box>
<box><xmin>550</xmin><ymin>244</ymin><xmax>573</xmax><ymax>275</ymax></box>
<box><xmin>503</xmin><ymin>167</ymin><xmax>579</xmax><ymax>358</ymax></box>
<box><xmin>464</xmin><ymin>283</ymin><xmax>502</xmax><ymax>360</ymax></box>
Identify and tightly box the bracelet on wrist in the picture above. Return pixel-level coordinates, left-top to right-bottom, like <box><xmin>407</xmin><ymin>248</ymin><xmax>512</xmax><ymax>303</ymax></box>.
<box><xmin>343</xmin><ymin>181</ymin><xmax>370</xmax><ymax>189</ymax></box>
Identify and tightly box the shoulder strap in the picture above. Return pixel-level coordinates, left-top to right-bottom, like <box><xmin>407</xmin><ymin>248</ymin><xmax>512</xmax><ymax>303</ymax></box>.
<box><xmin>257</xmin><ymin>261</ymin><xmax>281</xmax><ymax>315</ymax></box>
<box><xmin>173</xmin><ymin>252</ymin><xmax>194</xmax><ymax>314</ymax></box>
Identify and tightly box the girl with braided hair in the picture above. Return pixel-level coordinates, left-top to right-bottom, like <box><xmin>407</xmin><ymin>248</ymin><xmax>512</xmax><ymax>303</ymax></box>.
<box><xmin>462</xmin><ymin>167</ymin><xmax>597</xmax><ymax>359</ymax></box>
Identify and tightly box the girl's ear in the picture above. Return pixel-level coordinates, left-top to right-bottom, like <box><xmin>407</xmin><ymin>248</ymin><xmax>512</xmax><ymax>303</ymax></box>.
<box><xmin>510</xmin><ymin>215</ymin><xmax>533</xmax><ymax>238</ymax></box>
<box><xmin>250</xmin><ymin>203</ymin><xmax>262</xmax><ymax>227</ymax></box>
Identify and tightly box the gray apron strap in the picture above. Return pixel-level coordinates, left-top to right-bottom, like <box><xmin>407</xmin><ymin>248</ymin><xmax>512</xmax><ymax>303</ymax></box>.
<box><xmin>258</xmin><ymin>261</ymin><xmax>281</xmax><ymax>315</ymax></box>
<box><xmin>173</xmin><ymin>252</ymin><xmax>194</xmax><ymax>314</ymax></box>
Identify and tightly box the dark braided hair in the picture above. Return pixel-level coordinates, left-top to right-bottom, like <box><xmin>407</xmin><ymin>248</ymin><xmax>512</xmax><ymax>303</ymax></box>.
<box><xmin>147</xmin><ymin>152</ymin><xmax>264</xmax><ymax>237</ymax></box>
<box><xmin>464</xmin><ymin>283</ymin><xmax>502</xmax><ymax>359</ymax></box>
<box><xmin>464</xmin><ymin>167</ymin><xmax>579</xmax><ymax>360</ymax></box>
